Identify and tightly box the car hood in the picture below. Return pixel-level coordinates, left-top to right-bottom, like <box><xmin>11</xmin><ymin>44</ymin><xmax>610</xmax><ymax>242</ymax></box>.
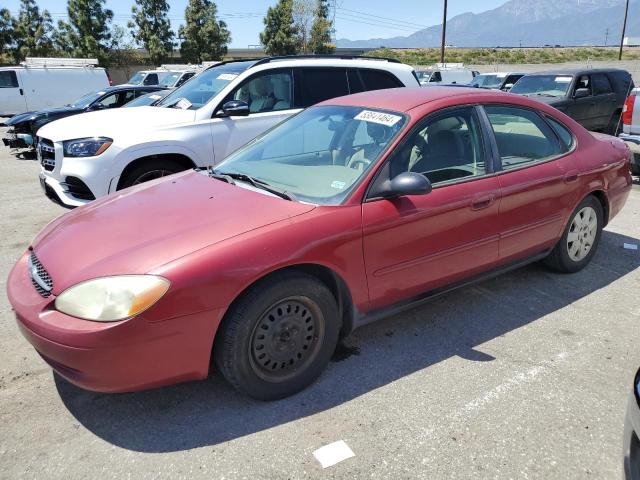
<box><xmin>36</xmin><ymin>106</ymin><xmax>196</xmax><ymax>141</ymax></box>
<box><xmin>6</xmin><ymin>106</ymin><xmax>84</xmax><ymax>127</ymax></box>
<box><xmin>32</xmin><ymin>170</ymin><xmax>316</xmax><ymax>293</ymax></box>
<box><xmin>517</xmin><ymin>94</ymin><xmax>564</xmax><ymax>106</ymax></box>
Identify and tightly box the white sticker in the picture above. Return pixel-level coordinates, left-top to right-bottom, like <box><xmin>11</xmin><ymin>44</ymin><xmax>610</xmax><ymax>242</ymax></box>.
<box><xmin>331</xmin><ymin>180</ymin><xmax>346</xmax><ymax>189</ymax></box>
<box><xmin>149</xmin><ymin>94</ymin><xmax>162</xmax><ymax>99</ymax></box>
<box><xmin>176</xmin><ymin>98</ymin><xmax>192</xmax><ymax>110</ymax></box>
<box><xmin>354</xmin><ymin>110</ymin><xmax>402</xmax><ymax>127</ymax></box>
<box><xmin>555</xmin><ymin>76</ymin><xmax>573</xmax><ymax>83</ymax></box>
<box><xmin>313</xmin><ymin>440</ymin><xmax>355</xmax><ymax>469</ymax></box>
<box><xmin>623</xmin><ymin>243</ymin><xmax>638</xmax><ymax>250</ymax></box>
<box><xmin>217</xmin><ymin>73</ymin><xmax>238</xmax><ymax>81</ymax></box>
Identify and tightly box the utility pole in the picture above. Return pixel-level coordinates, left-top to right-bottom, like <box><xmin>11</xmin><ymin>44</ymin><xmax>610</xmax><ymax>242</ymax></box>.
<box><xmin>604</xmin><ymin>27</ymin><xmax>608</xmax><ymax>47</ymax></box>
<box><xmin>440</xmin><ymin>0</ymin><xmax>448</xmax><ymax>64</ymax></box>
<box><xmin>619</xmin><ymin>0</ymin><xmax>629</xmax><ymax>60</ymax></box>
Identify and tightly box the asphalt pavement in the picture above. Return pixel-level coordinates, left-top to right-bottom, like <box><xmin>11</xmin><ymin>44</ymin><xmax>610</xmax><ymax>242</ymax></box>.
<box><xmin>0</xmin><ymin>131</ymin><xmax>639</xmax><ymax>479</ymax></box>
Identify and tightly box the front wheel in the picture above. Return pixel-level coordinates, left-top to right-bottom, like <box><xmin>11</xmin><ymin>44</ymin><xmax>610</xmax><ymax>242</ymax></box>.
<box><xmin>214</xmin><ymin>272</ymin><xmax>340</xmax><ymax>400</ymax></box>
<box><xmin>543</xmin><ymin>195</ymin><xmax>603</xmax><ymax>273</ymax></box>
<box><xmin>119</xmin><ymin>158</ymin><xmax>185</xmax><ymax>189</ymax></box>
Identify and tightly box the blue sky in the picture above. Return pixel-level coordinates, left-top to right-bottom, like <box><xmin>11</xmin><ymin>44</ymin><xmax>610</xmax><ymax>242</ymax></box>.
<box><xmin>4</xmin><ymin>0</ymin><xmax>507</xmax><ymax>47</ymax></box>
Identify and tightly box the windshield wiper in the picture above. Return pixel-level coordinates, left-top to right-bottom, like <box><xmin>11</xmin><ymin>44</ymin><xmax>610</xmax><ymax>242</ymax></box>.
<box><xmin>211</xmin><ymin>169</ymin><xmax>296</xmax><ymax>201</ymax></box>
<box><xmin>533</xmin><ymin>93</ymin><xmax>558</xmax><ymax>97</ymax></box>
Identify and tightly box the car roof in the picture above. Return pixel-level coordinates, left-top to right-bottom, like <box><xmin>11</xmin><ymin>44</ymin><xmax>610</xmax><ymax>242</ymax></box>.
<box><xmin>211</xmin><ymin>56</ymin><xmax>413</xmax><ymax>74</ymax></box>
<box><xmin>319</xmin><ymin>86</ymin><xmax>505</xmax><ymax>113</ymax></box>
<box><xmin>104</xmin><ymin>85</ymin><xmax>164</xmax><ymax>92</ymax></box>
<box><xmin>524</xmin><ymin>68</ymin><xmax>629</xmax><ymax>76</ymax></box>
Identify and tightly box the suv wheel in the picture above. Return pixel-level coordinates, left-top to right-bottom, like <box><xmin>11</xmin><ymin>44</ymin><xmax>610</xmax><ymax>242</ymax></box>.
<box><xmin>120</xmin><ymin>158</ymin><xmax>185</xmax><ymax>189</ymax></box>
<box><xmin>543</xmin><ymin>195</ymin><xmax>603</xmax><ymax>273</ymax></box>
<box><xmin>214</xmin><ymin>272</ymin><xmax>340</xmax><ymax>400</ymax></box>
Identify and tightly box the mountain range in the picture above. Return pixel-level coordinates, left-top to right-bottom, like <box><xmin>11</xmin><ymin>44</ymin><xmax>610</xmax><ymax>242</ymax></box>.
<box><xmin>336</xmin><ymin>0</ymin><xmax>640</xmax><ymax>48</ymax></box>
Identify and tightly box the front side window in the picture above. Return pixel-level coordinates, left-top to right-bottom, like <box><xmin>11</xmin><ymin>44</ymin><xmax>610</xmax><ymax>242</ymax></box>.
<box><xmin>297</xmin><ymin>68</ymin><xmax>349</xmax><ymax>108</ymax></box>
<box><xmin>510</xmin><ymin>75</ymin><xmax>573</xmax><ymax>97</ymax></box>
<box><xmin>574</xmin><ymin>75</ymin><xmax>592</xmax><ymax>95</ymax></box>
<box><xmin>157</xmin><ymin>61</ymin><xmax>255</xmax><ymax>110</ymax></box>
<box><xmin>143</xmin><ymin>73</ymin><xmax>159</xmax><ymax>85</ymax></box>
<box><xmin>485</xmin><ymin>105</ymin><xmax>563</xmax><ymax>170</ymax></box>
<box><xmin>429</xmin><ymin>72</ymin><xmax>442</xmax><ymax>83</ymax></box>
<box><xmin>227</xmin><ymin>70</ymin><xmax>293</xmax><ymax>113</ymax></box>
<box><xmin>95</xmin><ymin>92</ymin><xmax>120</xmax><ymax>108</ymax></box>
<box><xmin>215</xmin><ymin>105</ymin><xmax>406</xmax><ymax>205</ymax></box>
<box><xmin>388</xmin><ymin>107</ymin><xmax>486</xmax><ymax>185</ymax></box>
<box><xmin>0</xmin><ymin>71</ymin><xmax>19</xmax><ymax>88</ymax></box>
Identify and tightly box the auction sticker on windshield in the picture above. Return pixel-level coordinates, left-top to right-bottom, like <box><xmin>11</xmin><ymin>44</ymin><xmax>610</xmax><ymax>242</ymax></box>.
<box><xmin>355</xmin><ymin>110</ymin><xmax>402</xmax><ymax>127</ymax></box>
<box><xmin>217</xmin><ymin>73</ymin><xmax>238</xmax><ymax>81</ymax></box>
<box><xmin>555</xmin><ymin>76</ymin><xmax>573</xmax><ymax>83</ymax></box>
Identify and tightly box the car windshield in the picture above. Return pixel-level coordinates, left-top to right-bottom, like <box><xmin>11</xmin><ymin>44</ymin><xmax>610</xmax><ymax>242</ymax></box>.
<box><xmin>416</xmin><ymin>71</ymin><xmax>432</xmax><ymax>82</ymax></box>
<box><xmin>68</xmin><ymin>91</ymin><xmax>104</xmax><ymax>108</ymax></box>
<box><xmin>124</xmin><ymin>91</ymin><xmax>169</xmax><ymax>108</ymax></box>
<box><xmin>127</xmin><ymin>72</ymin><xmax>145</xmax><ymax>85</ymax></box>
<box><xmin>157</xmin><ymin>61</ymin><xmax>256</xmax><ymax>110</ymax></box>
<box><xmin>215</xmin><ymin>105</ymin><xmax>407</xmax><ymax>205</ymax></box>
<box><xmin>470</xmin><ymin>74</ymin><xmax>503</xmax><ymax>88</ymax></box>
<box><xmin>159</xmin><ymin>72</ymin><xmax>182</xmax><ymax>87</ymax></box>
<box><xmin>510</xmin><ymin>75</ymin><xmax>573</xmax><ymax>96</ymax></box>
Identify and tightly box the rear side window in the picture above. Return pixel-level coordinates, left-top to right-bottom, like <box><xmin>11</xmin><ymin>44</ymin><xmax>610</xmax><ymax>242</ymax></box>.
<box><xmin>592</xmin><ymin>73</ymin><xmax>613</xmax><ymax>95</ymax></box>
<box><xmin>429</xmin><ymin>72</ymin><xmax>442</xmax><ymax>83</ymax></box>
<box><xmin>0</xmin><ymin>71</ymin><xmax>19</xmax><ymax>88</ymax></box>
<box><xmin>358</xmin><ymin>69</ymin><xmax>403</xmax><ymax>91</ymax></box>
<box><xmin>296</xmin><ymin>68</ymin><xmax>349</xmax><ymax>108</ymax></box>
<box><xmin>485</xmin><ymin>105</ymin><xmax>563</xmax><ymax>170</ymax></box>
<box><xmin>546</xmin><ymin>117</ymin><xmax>575</xmax><ymax>151</ymax></box>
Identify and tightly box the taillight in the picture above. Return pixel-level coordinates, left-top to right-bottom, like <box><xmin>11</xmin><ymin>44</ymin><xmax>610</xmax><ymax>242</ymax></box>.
<box><xmin>105</xmin><ymin>69</ymin><xmax>113</xmax><ymax>86</ymax></box>
<box><xmin>622</xmin><ymin>95</ymin><xmax>634</xmax><ymax>126</ymax></box>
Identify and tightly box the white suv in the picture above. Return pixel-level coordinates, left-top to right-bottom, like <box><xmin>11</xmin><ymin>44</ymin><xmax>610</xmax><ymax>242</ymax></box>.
<box><xmin>35</xmin><ymin>56</ymin><xmax>419</xmax><ymax>207</ymax></box>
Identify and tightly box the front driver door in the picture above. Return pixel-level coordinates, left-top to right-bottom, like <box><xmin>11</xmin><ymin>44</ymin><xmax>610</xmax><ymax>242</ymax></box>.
<box><xmin>567</xmin><ymin>75</ymin><xmax>597</xmax><ymax>130</ymax></box>
<box><xmin>210</xmin><ymin>68</ymin><xmax>301</xmax><ymax>162</ymax></box>
<box><xmin>362</xmin><ymin>106</ymin><xmax>501</xmax><ymax>310</ymax></box>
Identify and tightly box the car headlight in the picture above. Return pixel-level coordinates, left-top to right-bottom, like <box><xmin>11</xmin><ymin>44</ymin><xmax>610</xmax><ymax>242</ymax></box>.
<box><xmin>55</xmin><ymin>275</ymin><xmax>170</xmax><ymax>322</ymax></box>
<box><xmin>62</xmin><ymin>137</ymin><xmax>113</xmax><ymax>157</ymax></box>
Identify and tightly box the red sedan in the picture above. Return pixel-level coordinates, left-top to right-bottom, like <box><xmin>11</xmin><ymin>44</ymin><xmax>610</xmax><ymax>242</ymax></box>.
<box><xmin>7</xmin><ymin>87</ymin><xmax>632</xmax><ymax>400</ymax></box>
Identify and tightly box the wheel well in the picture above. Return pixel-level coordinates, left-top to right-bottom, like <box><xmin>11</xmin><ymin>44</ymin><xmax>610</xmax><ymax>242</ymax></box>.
<box><xmin>116</xmin><ymin>154</ymin><xmax>197</xmax><ymax>190</ymax></box>
<box><xmin>589</xmin><ymin>190</ymin><xmax>610</xmax><ymax>226</ymax></box>
<box><xmin>210</xmin><ymin>264</ymin><xmax>356</xmax><ymax>370</ymax></box>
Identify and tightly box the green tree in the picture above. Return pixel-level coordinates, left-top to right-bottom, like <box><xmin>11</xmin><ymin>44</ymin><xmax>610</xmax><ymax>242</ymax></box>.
<box><xmin>260</xmin><ymin>0</ymin><xmax>299</xmax><ymax>56</ymax></box>
<box><xmin>105</xmin><ymin>24</ymin><xmax>144</xmax><ymax>71</ymax></box>
<box><xmin>129</xmin><ymin>0</ymin><xmax>175</xmax><ymax>65</ymax></box>
<box><xmin>179</xmin><ymin>0</ymin><xmax>230</xmax><ymax>63</ymax></box>
<box><xmin>56</xmin><ymin>0</ymin><xmax>113</xmax><ymax>62</ymax></box>
<box><xmin>309</xmin><ymin>0</ymin><xmax>334</xmax><ymax>54</ymax></box>
<box><xmin>12</xmin><ymin>0</ymin><xmax>56</xmax><ymax>62</ymax></box>
<box><xmin>0</xmin><ymin>9</ymin><xmax>15</xmax><ymax>63</ymax></box>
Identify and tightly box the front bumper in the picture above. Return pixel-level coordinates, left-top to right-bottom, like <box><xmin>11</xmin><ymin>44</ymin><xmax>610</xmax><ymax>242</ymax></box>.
<box><xmin>2</xmin><ymin>132</ymin><xmax>33</xmax><ymax>149</ymax></box>
<box><xmin>624</xmin><ymin>369</ymin><xmax>640</xmax><ymax>480</ymax></box>
<box><xmin>7</xmin><ymin>251</ymin><xmax>224</xmax><ymax>393</ymax></box>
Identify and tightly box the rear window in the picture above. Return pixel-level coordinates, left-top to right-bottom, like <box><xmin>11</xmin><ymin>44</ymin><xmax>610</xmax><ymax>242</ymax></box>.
<box><xmin>296</xmin><ymin>68</ymin><xmax>349</xmax><ymax>108</ymax></box>
<box><xmin>0</xmin><ymin>71</ymin><xmax>19</xmax><ymax>88</ymax></box>
<box><xmin>359</xmin><ymin>69</ymin><xmax>403</xmax><ymax>90</ymax></box>
<box><xmin>592</xmin><ymin>73</ymin><xmax>613</xmax><ymax>95</ymax></box>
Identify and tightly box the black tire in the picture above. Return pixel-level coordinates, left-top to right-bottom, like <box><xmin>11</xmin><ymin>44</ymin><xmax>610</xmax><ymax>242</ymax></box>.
<box><xmin>543</xmin><ymin>195</ymin><xmax>603</xmax><ymax>273</ymax></box>
<box><xmin>119</xmin><ymin>158</ymin><xmax>186</xmax><ymax>189</ymax></box>
<box><xmin>214</xmin><ymin>272</ymin><xmax>340</xmax><ymax>400</ymax></box>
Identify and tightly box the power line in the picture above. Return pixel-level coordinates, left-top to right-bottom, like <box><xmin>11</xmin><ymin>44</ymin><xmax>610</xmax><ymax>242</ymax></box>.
<box><xmin>337</xmin><ymin>7</ymin><xmax>428</xmax><ymax>29</ymax></box>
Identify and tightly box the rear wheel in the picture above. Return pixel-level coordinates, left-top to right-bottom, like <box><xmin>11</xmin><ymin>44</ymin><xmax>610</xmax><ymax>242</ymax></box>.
<box><xmin>214</xmin><ymin>272</ymin><xmax>340</xmax><ymax>400</ymax></box>
<box><xmin>119</xmin><ymin>158</ymin><xmax>186</xmax><ymax>189</ymax></box>
<box><xmin>543</xmin><ymin>195</ymin><xmax>603</xmax><ymax>273</ymax></box>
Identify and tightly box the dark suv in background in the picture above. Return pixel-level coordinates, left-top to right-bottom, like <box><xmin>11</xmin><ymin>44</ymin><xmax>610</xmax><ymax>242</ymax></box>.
<box><xmin>510</xmin><ymin>68</ymin><xmax>634</xmax><ymax>134</ymax></box>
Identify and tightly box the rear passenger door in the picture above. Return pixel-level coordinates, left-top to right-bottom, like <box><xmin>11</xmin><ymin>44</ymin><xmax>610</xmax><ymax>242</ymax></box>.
<box><xmin>0</xmin><ymin>70</ymin><xmax>26</xmax><ymax>115</ymax></box>
<box><xmin>294</xmin><ymin>67</ymin><xmax>350</xmax><ymax>107</ymax></box>
<box><xmin>591</xmin><ymin>73</ymin><xmax>617</xmax><ymax>131</ymax></box>
<box><xmin>484</xmin><ymin>105</ymin><xmax>580</xmax><ymax>263</ymax></box>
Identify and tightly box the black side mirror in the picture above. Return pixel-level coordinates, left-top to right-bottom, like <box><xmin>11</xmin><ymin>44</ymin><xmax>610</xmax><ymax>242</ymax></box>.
<box><xmin>574</xmin><ymin>88</ymin><xmax>590</xmax><ymax>99</ymax></box>
<box><xmin>373</xmin><ymin>171</ymin><xmax>433</xmax><ymax>199</ymax></box>
<box><xmin>219</xmin><ymin>100</ymin><xmax>250</xmax><ymax>117</ymax></box>
<box><xmin>90</xmin><ymin>103</ymin><xmax>106</xmax><ymax>111</ymax></box>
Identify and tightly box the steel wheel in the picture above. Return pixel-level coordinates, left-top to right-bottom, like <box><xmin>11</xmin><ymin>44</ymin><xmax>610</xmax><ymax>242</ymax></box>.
<box><xmin>132</xmin><ymin>169</ymin><xmax>176</xmax><ymax>185</ymax></box>
<box><xmin>567</xmin><ymin>206</ymin><xmax>598</xmax><ymax>262</ymax></box>
<box><xmin>249</xmin><ymin>296</ymin><xmax>324</xmax><ymax>383</ymax></box>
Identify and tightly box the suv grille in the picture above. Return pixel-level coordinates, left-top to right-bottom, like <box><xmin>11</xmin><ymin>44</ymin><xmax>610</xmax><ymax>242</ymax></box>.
<box><xmin>38</xmin><ymin>138</ymin><xmax>55</xmax><ymax>171</ymax></box>
<box><xmin>28</xmin><ymin>252</ymin><xmax>53</xmax><ymax>298</ymax></box>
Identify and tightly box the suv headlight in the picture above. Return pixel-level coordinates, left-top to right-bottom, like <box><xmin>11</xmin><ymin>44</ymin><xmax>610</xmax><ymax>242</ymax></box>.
<box><xmin>55</xmin><ymin>275</ymin><xmax>170</xmax><ymax>322</ymax></box>
<box><xmin>63</xmin><ymin>137</ymin><xmax>113</xmax><ymax>157</ymax></box>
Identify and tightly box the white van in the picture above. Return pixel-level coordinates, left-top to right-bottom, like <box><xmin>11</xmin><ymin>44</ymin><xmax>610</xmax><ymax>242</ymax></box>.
<box><xmin>0</xmin><ymin>58</ymin><xmax>110</xmax><ymax>116</ymax></box>
<box><xmin>416</xmin><ymin>63</ymin><xmax>475</xmax><ymax>86</ymax></box>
